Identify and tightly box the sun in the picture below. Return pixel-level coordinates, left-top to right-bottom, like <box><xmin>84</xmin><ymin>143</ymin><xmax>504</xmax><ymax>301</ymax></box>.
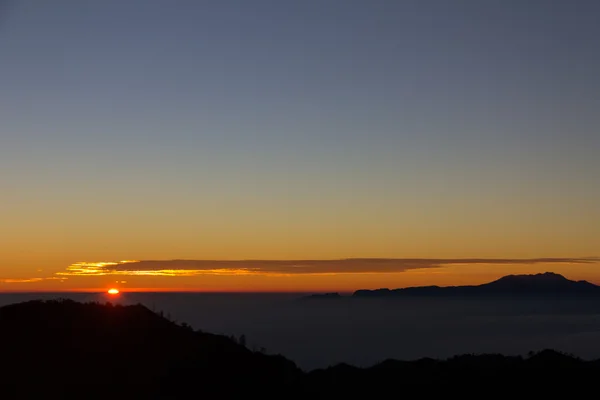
<box><xmin>107</xmin><ymin>288</ymin><xmax>120</xmax><ymax>295</ymax></box>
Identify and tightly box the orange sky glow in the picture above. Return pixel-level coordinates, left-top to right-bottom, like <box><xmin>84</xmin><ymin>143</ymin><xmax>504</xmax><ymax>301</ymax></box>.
<box><xmin>1</xmin><ymin>0</ymin><xmax>599</xmax><ymax>295</ymax></box>
<box><xmin>2</xmin><ymin>257</ymin><xmax>599</xmax><ymax>293</ymax></box>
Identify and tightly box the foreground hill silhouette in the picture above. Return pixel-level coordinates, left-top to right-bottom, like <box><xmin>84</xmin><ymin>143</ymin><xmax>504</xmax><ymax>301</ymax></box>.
<box><xmin>0</xmin><ymin>299</ymin><xmax>298</xmax><ymax>398</ymax></box>
<box><xmin>1</xmin><ymin>299</ymin><xmax>599</xmax><ymax>398</ymax></box>
<box><xmin>353</xmin><ymin>272</ymin><xmax>600</xmax><ymax>297</ymax></box>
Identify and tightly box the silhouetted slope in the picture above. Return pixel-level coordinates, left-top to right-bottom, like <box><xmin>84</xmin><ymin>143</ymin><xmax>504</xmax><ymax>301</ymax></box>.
<box><xmin>297</xmin><ymin>350</ymin><xmax>595</xmax><ymax>396</ymax></box>
<box><xmin>353</xmin><ymin>272</ymin><xmax>600</xmax><ymax>297</ymax></box>
<box><xmin>1</xmin><ymin>299</ymin><xmax>599</xmax><ymax>398</ymax></box>
<box><xmin>0</xmin><ymin>299</ymin><xmax>299</xmax><ymax>398</ymax></box>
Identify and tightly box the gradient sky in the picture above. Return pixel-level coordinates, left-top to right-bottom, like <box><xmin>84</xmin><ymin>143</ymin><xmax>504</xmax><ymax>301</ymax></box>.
<box><xmin>1</xmin><ymin>0</ymin><xmax>599</xmax><ymax>292</ymax></box>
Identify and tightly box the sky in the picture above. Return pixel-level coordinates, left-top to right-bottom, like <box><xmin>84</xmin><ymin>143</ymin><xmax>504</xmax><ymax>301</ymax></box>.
<box><xmin>1</xmin><ymin>0</ymin><xmax>599</xmax><ymax>292</ymax></box>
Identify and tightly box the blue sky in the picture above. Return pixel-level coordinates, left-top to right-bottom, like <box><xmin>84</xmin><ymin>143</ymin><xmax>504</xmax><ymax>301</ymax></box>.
<box><xmin>0</xmin><ymin>1</ymin><xmax>599</xmax><ymax>289</ymax></box>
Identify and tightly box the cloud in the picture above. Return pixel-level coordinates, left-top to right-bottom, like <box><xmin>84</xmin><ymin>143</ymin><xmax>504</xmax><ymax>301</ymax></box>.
<box><xmin>0</xmin><ymin>278</ymin><xmax>45</xmax><ymax>283</ymax></box>
<box><xmin>0</xmin><ymin>277</ymin><xmax>66</xmax><ymax>283</ymax></box>
<box><xmin>54</xmin><ymin>257</ymin><xmax>599</xmax><ymax>277</ymax></box>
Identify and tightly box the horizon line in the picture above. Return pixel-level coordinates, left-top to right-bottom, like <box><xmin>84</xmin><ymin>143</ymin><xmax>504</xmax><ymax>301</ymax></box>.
<box><xmin>2</xmin><ymin>270</ymin><xmax>599</xmax><ymax>294</ymax></box>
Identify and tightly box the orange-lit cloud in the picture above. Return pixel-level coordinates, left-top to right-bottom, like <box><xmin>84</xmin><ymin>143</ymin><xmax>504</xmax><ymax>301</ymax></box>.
<box><xmin>53</xmin><ymin>257</ymin><xmax>598</xmax><ymax>278</ymax></box>
<box><xmin>55</xmin><ymin>260</ymin><xmax>256</xmax><ymax>277</ymax></box>
<box><xmin>0</xmin><ymin>277</ymin><xmax>66</xmax><ymax>283</ymax></box>
<box><xmin>0</xmin><ymin>278</ymin><xmax>45</xmax><ymax>283</ymax></box>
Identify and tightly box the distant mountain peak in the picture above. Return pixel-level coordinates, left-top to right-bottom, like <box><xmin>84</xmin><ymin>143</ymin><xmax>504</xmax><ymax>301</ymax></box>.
<box><xmin>353</xmin><ymin>272</ymin><xmax>599</xmax><ymax>298</ymax></box>
<box><xmin>302</xmin><ymin>292</ymin><xmax>342</xmax><ymax>300</ymax></box>
<box><xmin>495</xmin><ymin>272</ymin><xmax>568</xmax><ymax>280</ymax></box>
<box><xmin>484</xmin><ymin>272</ymin><xmax>591</xmax><ymax>289</ymax></box>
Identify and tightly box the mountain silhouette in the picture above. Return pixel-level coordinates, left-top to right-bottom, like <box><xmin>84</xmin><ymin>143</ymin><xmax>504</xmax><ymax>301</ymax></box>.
<box><xmin>302</xmin><ymin>292</ymin><xmax>342</xmax><ymax>300</ymax></box>
<box><xmin>353</xmin><ymin>272</ymin><xmax>600</xmax><ymax>298</ymax></box>
<box><xmin>1</xmin><ymin>298</ymin><xmax>599</xmax><ymax>398</ymax></box>
<box><xmin>0</xmin><ymin>299</ymin><xmax>299</xmax><ymax>398</ymax></box>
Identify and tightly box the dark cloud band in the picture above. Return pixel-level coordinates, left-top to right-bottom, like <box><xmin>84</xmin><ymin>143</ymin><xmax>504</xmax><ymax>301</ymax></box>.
<box><xmin>54</xmin><ymin>257</ymin><xmax>599</xmax><ymax>277</ymax></box>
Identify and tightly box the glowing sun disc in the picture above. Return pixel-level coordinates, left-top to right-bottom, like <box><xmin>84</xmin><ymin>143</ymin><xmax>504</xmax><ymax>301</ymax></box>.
<box><xmin>107</xmin><ymin>288</ymin><xmax>120</xmax><ymax>295</ymax></box>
